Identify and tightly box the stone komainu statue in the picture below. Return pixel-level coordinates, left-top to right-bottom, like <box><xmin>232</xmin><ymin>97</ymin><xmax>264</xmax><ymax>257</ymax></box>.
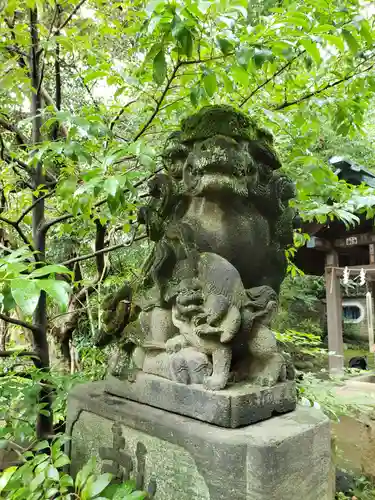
<box><xmin>99</xmin><ymin>105</ymin><xmax>296</xmax><ymax>390</ymax></box>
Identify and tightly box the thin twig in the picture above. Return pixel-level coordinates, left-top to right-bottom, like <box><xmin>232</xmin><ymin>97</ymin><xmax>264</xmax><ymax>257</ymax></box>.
<box><xmin>60</xmin><ymin>234</ymin><xmax>146</xmax><ymax>266</ymax></box>
<box><xmin>239</xmin><ymin>52</ymin><xmax>305</xmax><ymax>108</ymax></box>
<box><xmin>133</xmin><ymin>52</ymin><xmax>233</xmax><ymax>141</ymax></box>
<box><xmin>55</xmin><ymin>0</ymin><xmax>88</xmax><ymax>32</ymax></box>
<box><xmin>133</xmin><ymin>63</ymin><xmax>182</xmax><ymax>141</ymax></box>
<box><xmin>275</xmin><ymin>61</ymin><xmax>375</xmax><ymax>110</ymax></box>
<box><xmin>36</xmin><ymin>4</ymin><xmax>60</xmax><ymax>96</ymax></box>
<box><xmin>110</xmin><ymin>100</ymin><xmax>137</xmax><ymax>131</ymax></box>
<box><xmin>16</xmin><ymin>191</ymin><xmax>54</xmax><ymax>225</ymax></box>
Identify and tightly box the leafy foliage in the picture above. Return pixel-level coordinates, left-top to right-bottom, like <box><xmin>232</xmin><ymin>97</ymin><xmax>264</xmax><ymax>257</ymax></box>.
<box><xmin>0</xmin><ymin>445</ymin><xmax>147</xmax><ymax>499</ymax></box>
<box><xmin>0</xmin><ymin>248</ymin><xmax>72</xmax><ymax>316</ymax></box>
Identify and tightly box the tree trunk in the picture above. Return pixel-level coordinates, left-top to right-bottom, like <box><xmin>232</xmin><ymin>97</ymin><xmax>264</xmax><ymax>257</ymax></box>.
<box><xmin>0</xmin><ymin>320</ymin><xmax>8</xmax><ymax>351</ymax></box>
<box><xmin>29</xmin><ymin>7</ymin><xmax>53</xmax><ymax>439</ymax></box>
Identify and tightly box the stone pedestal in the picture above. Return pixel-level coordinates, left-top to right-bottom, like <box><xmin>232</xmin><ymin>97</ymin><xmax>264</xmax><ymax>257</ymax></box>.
<box><xmin>105</xmin><ymin>373</ymin><xmax>296</xmax><ymax>428</ymax></box>
<box><xmin>67</xmin><ymin>382</ymin><xmax>333</xmax><ymax>500</ymax></box>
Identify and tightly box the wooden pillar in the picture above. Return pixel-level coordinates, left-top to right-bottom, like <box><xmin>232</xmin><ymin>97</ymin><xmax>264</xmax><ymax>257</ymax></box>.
<box><xmin>370</xmin><ymin>244</ymin><xmax>375</xmax><ymax>264</ymax></box>
<box><xmin>325</xmin><ymin>251</ymin><xmax>344</xmax><ymax>375</ymax></box>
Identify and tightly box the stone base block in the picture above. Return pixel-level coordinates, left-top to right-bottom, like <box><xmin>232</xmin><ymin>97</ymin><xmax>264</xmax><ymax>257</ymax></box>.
<box><xmin>67</xmin><ymin>382</ymin><xmax>332</xmax><ymax>500</ymax></box>
<box><xmin>104</xmin><ymin>373</ymin><xmax>296</xmax><ymax>428</ymax></box>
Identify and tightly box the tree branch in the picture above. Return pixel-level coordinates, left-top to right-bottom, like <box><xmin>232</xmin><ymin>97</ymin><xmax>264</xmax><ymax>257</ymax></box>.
<box><xmin>55</xmin><ymin>0</ymin><xmax>88</xmax><ymax>32</ymax></box>
<box><xmin>0</xmin><ymin>350</ymin><xmax>39</xmax><ymax>360</ymax></box>
<box><xmin>133</xmin><ymin>63</ymin><xmax>182</xmax><ymax>141</ymax></box>
<box><xmin>41</xmin><ymin>168</ymin><xmax>164</xmax><ymax>230</ymax></box>
<box><xmin>0</xmin><ymin>313</ymin><xmax>40</xmax><ymax>334</ymax></box>
<box><xmin>4</xmin><ymin>32</ymin><xmax>68</xmax><ymax>139</ymax></box>
<box><xmin>16</xmin><ymin>191</ymin><xmax>55</xmax><ymax>225</ymax></box>
<box><xmin>133</xmin><ymin>53</ymin><xmax>233</xmax><ymax>141</ymax></box>
<box><xmin>239</xmin><ymin>52</ymin><xmax>305</xmax><ymax>108</ymax></box>
<box><xmin>60</xmin><ymin>234</ymin><xmax>146</xmax><ymax>267</ymax></box>
<box><xmin>0</xmin><ymin>215</ymin><xmax>35</xmax><ymax>253</ymax></box>
<box><xmin>0</xmin><ymin>117</ymin><xmax>29</xmax><ymax>148</ymax></box>
<box><xmin>274</xmin><ymin>62</ymin><xmax>375</xmax><ymax>111</ymax></box>
<box><xmin>110</xmin><ymin>99</ymin><xmax>137</xmax><ymax>131</ymax></box>
<box><xmin>0</xmin><ymin>135</ymin><xmax>56</xmax><ymax>186</ymax></box>
<box><xmin>94</xmin><ymin>219</ymin><xmax>107</xmax><ymax>276</ymax></box>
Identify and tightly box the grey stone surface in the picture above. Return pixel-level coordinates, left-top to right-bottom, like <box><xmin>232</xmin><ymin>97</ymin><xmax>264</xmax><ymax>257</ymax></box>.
<box><xmin>67</xmin><ymin>381</ymin><xmax>333</xmax><ymax>500</ymax></box>
<box><xmin>104</xmin><ymin>372</ymin><xmax>296</xmax><ymax>428</ymax></box>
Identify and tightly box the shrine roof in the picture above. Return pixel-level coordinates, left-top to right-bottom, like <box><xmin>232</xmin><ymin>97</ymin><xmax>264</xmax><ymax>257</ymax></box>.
<box><xmin>329</xmin><ymin>156</ymin><xmax>375</xmax><ymax>188</ymax></box>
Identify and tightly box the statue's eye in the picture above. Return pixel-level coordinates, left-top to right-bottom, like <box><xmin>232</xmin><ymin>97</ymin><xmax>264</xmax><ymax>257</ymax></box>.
<box><xmin>164</xmin><ymin>146</ymin><xmax>189</xmax><ymax>164</ymax></box>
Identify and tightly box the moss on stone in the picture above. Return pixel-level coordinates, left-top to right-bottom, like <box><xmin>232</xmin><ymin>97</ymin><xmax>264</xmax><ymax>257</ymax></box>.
<box><xmin>179</xmin><ymin>105</ymin><xmax>273</xmax><ymax>143</ymax></box>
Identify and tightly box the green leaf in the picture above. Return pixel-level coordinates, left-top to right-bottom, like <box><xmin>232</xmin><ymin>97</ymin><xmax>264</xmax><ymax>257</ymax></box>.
<box><xmin>83</xmin><ymin>473</ymin><xmax>112</xmax><ymax>498</ymax></box>
<box><xmin>54</xmin><ymin>455</ymin><xmax>71</xmax><ymax>468</ymax></box>
<box><xmin>76</xmin><ymin>458</ymin><xmax>96</xmax><ymax>492</ymax></box>
<box><xmin>232</xmin><ymin>5</ymin><xmax>247</xmax><ymax>18</ymax></box>
<box><xmin>253</xmin><ymin>48</ymin><xmax>273</xmax><ymax>68</ymax></box>
<box><xmin>236</xmin><ymin>47</ymin><xmax>253</xmax><ymax>69</ymax></box>
<box><xmin>342</xmin><ymin>29</ymin><xmax>360</xmax><ymax>54</ymax></box>
<box><xmin>221</xmin><ymin>73</ymin><xmax>233</xmax><ymax>93</ymax></box>
<box><xmin>46</xmin><ymin>488</ymin><xmax>59</xmax><ymax>498</ymax></box>
<box><xmin>139</xmin><ymin>154</ymin><xmax>156</xmax><ymax>170</ymax></box>
<box><xmin>37</xmin><ymin>280</ymin><xmax>70</xmax><ymax>312</ymax></box>
<box><xmin>107</xmin><ymin>193</ymin><xmax>121</xmax><ymax>214</ymax></box>
<box><xmin>203</xmin><ymin>73</ymin><xmax>217</xmax><ymax>97</ymax></box>
<box><xmin>323</xmin><ymin>34</ymin><xmax>345</xmax><ymax>52</ymax></box>
<box><xmin>104</xmin><ymin>178</ymin><xmax>120</xmax><ymax>197</ymax></box>
<box><xmin>10</xmin><ymin>279</ymin><xmax>40</xmax><ymax>315</ymax></box>
<box><xmin>60</xmin><ymin>474</ymin><xmax>74</xmax><ymax>488</ymax></box>
<box><xmin>1</xmin><ymin>286</ymin><xmax>16</xmax><ymax>313</ymax></box>
<box><xmin>102</xmin><ymin>484</ymin><xmax>121</xmax><ymax>499</ymax></box>
<box><xmin>190</xmin><ymin>86</ymin><xmax>200</xmax><ymax>107</ymax></box>
<box><xmin>128</xmin><ymin>492</ymin><xmax>147</xmax><ymax>499</ymax></box>
<box><xmin>29</xmin><ymin>265</ymin><xmax>72</xmax><ymax>278</ymax></box>
<box><xmin>84</xmin><ymin>70</ymin><xmax>108</xmax><ymax>84</ymax></box>
<box><xmin>175</xmin><ymin>26</ymin><xmax>193</xmax><ymax>57</ymax></box>
<box><xmin>33</xmin><ymin>441</ymin><xmax>50</xmax><ymax>452</ymax></box>
<box><xmin>46</xmin><ymin>466</ymin><xmax>59</xmax><ymax>482</ymax></box>
<box><xmin>217</xmin><ymin>37</ymin><xmax>233</xmax><ymax>55</ymax></box>
<box><xmin>0</xmin><ymin>467</ymin><xmax>17</xmax><ymax>494</ymax></box>
<box><xmin>112</xmin><ymin>483</ymin><xmax>134</xmax><ymax>499</ymax></box>
<box><xmin>153</xmin><ymin>50</ymin><xmax>167</xmax><ymax>85</ymax></box>
<box><xmin>114</xmin><ymin>87</ymin><xmax>126</xmax><ymax>99</ymax></box>
<box><xmin>299</xmin><ymin>39</ymin><xmax>321</xmax><ymax>65</ymax></box>
<box><xmin>360</xmin><ymin>21</ymin><xmax>373</xmax><ymax>46</ymax></box>
<box><xmin>30</xmin><ymin>471</ymin><xmax>45</xmax><ymax>492</ymax></box>
<box><xmin>230</xmin><ymin>65</ymin><xmax>249</xmax><ymax>87</ymax></box>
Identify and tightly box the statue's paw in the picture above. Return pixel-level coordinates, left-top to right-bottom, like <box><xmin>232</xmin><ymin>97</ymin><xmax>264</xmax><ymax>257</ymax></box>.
<box><xmin>165</xmin><ymin>335</ymin><xmax>186</xmax><ymax>353</ymax></box>
<box><xmin>170</xmin><ymin>354</ymin><xmax>189</xmax><ymax>384</ymax></box>
<box><xmin>195</xmin><ymin>324</ymin><xmax>222</xmax><ymax>336</ymax></box>
<box><xmin>203</xmin><ymin>374</ymin><xmax>227</xmax><ymax>391</ymax></box>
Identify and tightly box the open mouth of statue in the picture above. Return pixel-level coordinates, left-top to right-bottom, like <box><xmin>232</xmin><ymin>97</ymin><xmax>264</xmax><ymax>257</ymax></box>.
<box><xmin>192</xmin><ymin>173</ymin><xmax>248</xmax><ymax>197</ymax></box>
